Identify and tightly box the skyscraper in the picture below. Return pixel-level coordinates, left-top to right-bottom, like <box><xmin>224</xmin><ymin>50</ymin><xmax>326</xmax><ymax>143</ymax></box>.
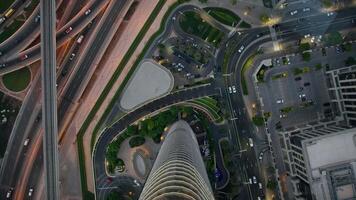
<box><xmin>139</xmin><ymin>120</ymin><xmax>215</xmax><ymax>200</ymax></box>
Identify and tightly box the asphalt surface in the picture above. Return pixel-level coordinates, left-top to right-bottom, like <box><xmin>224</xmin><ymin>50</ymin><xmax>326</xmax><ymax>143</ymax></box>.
<box><xmin>0</xmin><ymin>0</ymin><xmax>110</xmax><ymax>75</ymax></box>
<box><xmin>40</xmin><ymin>0</ymin><xmax>59</xmax><ymax>199</ymax></box>
<box><xmin>219</xmin><ymin>7</ymin><xmax>356</xmax><ymax>200</ymax></box>
<box><xmin>0</xmin><ymin>0</ymin><xmax>131</xmax><ymax>199</ymax></box>
<box><xmin>93</xmin><ymin>84</ymin><xmax>220</xmax><ymax>199</ymax></box>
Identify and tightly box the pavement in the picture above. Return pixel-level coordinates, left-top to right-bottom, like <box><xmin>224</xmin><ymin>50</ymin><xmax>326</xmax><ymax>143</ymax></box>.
<box><xmin>119</xmin><ymin>59</ymin><xmax>174</xmax><ymax>111</ymax></box>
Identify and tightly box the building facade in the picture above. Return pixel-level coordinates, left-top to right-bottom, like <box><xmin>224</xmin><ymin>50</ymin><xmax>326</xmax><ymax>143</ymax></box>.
<box><xmin>139</xmin><ymin>120</ymin><xmax>215</xmax><ymax>200</ymax></box>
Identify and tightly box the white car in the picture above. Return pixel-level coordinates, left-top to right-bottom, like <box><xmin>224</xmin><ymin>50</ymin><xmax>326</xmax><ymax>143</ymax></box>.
<box><xmin>276</xmin><ymin>99</ymin><xmax>284</xmax><ymax>104</ymax></box>
<box><xmin>69</xmin><ymin>53</ymin><xmax>76</xmax><ymax>60</ymax></box>
<box><xmin>253</xmin><ymin>176</ymin><xmax>257</xmax><ymax>184</ymax></box>
<box><xmin>248</xmin><ymin>138</ymin><xmax>254</xmax><ymax>147</ymax></box>
<box><xmin>77</xmin><ymin>35</ymin><xmax>84</xmax><ymax>44</ymax></box>
<box><xmin>0</xmin><ymin>17</ymin><xmax>5</xmax><ymax>24</ymax></box>
<box><xmin>279</xmin><ymin>114</ymin><xmax>287</xmax><ymax>118</ymax></box>
<box><xmin>290</xmin><ymin>10</ymin><xmax>298</xmax><ymax>16</ymax></box>
<box><xmin>259</xmin><ymin>152</ymin><xmax>263</xmax><ymax>160</ymax></box>
<box><xmin>303</xmin><ymin>7</ymin><xmax>310</xmax><ymax>12</ymax></box>
<box><xmin>24</xmin><ymin>138</ymin><xmax>30</xmax><ymax>146</ymax></box>
<box><xmin>327</xmin><ymin>12</ymin><xmax>334</xmax><ymax>16</ymax></box>
<box><xmin>299</xmin><ymin>94</ymin><xmax>306</xmax><ymax>98</ymax></box>
<box><xmin>85</xmin><ymin>9</ymin><xmax>91</xmax><ymax>15</ymax></box>
<box><xmin>259</xmin><ymin>182</ymin><xmax>263</xmax><ymax>189</ymax></box>
<box><xmin>238</xmin><ymin>45</ymin><xmax>245</xmax><ymax>53</ymax></box>
<box><xmin>248</xmin><ymin>178</ymin><xmax>252</xmax><ymax>184</ymax></box>
<box><xmin>28</xmin><ymin>188</ymin><xmax>34</xmax><ymax>197</ymax></box>
<box><xmin>232</xmin><ymin>85</ymin><xmax>237</xmax><ymax>93</ymax></box>
<box><xmin>228</xmin><ymin>87</ymin><xmax>232</xmax><ymax>94</ymax></box>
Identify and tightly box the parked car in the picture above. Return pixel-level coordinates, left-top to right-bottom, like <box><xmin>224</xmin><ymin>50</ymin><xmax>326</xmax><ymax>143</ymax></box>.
<box><xmin>276</xmin><ymin>99</ymin><xmax>284</xmax><ymax>104</ymax></box>
<box><xmin>290</xmin><ymin>10</ymin><xmax>298</xmax><ymax>16</ymax></box>
<box><xmin>303</xmin><ymin>7</ymin><xmax>310</xmax><ymax>12</ymax></box>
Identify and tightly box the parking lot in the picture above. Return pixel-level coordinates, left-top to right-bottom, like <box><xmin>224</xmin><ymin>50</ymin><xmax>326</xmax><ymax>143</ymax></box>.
<box><xmin>259</xmin><ymin>59</ymin><xmax>331</xmax><ymax>128</ymax></box>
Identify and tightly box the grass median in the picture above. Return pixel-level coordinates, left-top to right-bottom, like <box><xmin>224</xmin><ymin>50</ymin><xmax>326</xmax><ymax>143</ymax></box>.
<box><xmin>241</xmin><ymin>52</ymin><xmax>258</xmax><ymax>95</ymax></box>
<box><xmin>76</xmin><ymin>0</ymin><xmax>190</xmax><ymax>198</ymax></box>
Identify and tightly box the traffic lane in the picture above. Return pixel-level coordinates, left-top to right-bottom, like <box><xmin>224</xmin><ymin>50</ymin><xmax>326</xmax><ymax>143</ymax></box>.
<box><xmin>0</xmin><ymin>0</ymin><xmax>111</xmax><ymax>73</ymax></box>
<box><xmin>24</xmin><ymin>144</ymin><xmax>43</xmax><ymax>200</ymax></box>
<box><xmin>93</xmin><ymin>85</ymin><xmax>219</xmax><ymax>190</ymax></box>
<box><xmin>57</xmin><ymin>0</ymin><xmax>129</xmax><ymax>126</ymax></box>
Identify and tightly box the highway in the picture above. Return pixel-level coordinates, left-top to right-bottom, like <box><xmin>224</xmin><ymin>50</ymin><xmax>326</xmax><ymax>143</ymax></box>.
<box><xmin>0</xmin><ymin>0</ymin><xmax>111</xmax><ymax>75</ymax></box>
<box><xmin>40</xmin><ymin>0</ymin><xmax>59</xmax><ymax>199</ymax></box>
<box><xmin>1</xmin><ymin>1</ymin><xmax>134</xmax><ymax>199</ymax></box>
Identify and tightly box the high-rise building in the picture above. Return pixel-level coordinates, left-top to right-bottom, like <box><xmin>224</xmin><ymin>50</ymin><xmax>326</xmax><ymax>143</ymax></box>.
<box><xmin>279</xmin><ymin>119</ymin><xmax>356</xmax><ymax>200</ymax></box>
<box><xmin>326</xmin><ymin>65</ymin><xmax>356</xmax><ymax>126</ymax></box>
<box><xmin>139</xmin><ymin>120</ymin><xmax>215</xmax><ymax>200</ymax></box>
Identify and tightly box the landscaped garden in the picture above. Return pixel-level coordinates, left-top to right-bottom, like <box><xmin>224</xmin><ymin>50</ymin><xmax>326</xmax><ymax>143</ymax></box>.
<box><xmin>189</xmin><ymin>96</ymin><xmax>224</xmax><ymax>123</ymax></box>
<box><xmin>2</xmin><ymin>67</ymin><xmax>31</xmax><ymax>92</ymax></box>
<box><xmin>179</xmin><ymin>11</ymin><xmax>225</xmax><ymax>46</ymax></box>
<box><xmin>204</xmin><ymin>7</ymin><xmax>240</xmax><ymax>26</ymax></box>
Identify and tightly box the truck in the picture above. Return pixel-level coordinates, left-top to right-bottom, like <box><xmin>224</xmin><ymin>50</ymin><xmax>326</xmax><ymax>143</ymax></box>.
<box><xmin>5</xmin><ymin>9</ymin><xmax>15</xmax><ymax>18</ymax></box>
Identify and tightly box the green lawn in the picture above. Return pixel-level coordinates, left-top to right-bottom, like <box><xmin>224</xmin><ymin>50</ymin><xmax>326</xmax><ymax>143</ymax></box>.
<box><xmin>0</xmin><ymin>20</ymin><xmax>24</xmax><ymax>43</ymax></box>
<box><xmin>204</xmin><ymin>7</ymin><xmax>240</xmax><ymax>26</ymax></box>
<box><xmin>180</xmin><ymin>11</ymin><xmax>224</xmax><ymax>46</ymax></box>
<box><xmin>239</xmin><ymin>21</ymin><xmax>251</xmax><ymax>28</ymax></box>
<box><xmin>2</xmin><ymin>67</ymin><xmax>31</xmax><ymax>92</ymax></box>
<box><xmin>0</xmin><ymin>0</ymin><xmax>15</xmax><ymax>13</ymax></box>
<box><xmin>190</xmin><ymin>97</ymin><xmax>223</xmax><ymax>122</ymax></box>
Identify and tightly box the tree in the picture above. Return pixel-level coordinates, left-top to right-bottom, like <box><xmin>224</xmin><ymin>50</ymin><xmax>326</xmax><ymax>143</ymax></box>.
<box><xmin>342</xmin><ymin>43</ymin><xmax>352</xmax><ymax>52</ymax></box>
<box><xmin>325</xmin><ymin>32</ymin><xmax>343</xmax><ymax>45</ymax></box>
<box><xmin>129</xmin><ymin>136</ymin><xmax>146</xmax><ymax>148</ymax></box>
<box><xmin>107</xmin><ymin>192</ymin><xmax>122</xmax><ymax>200</ymax></box>
<box><xmin>345</xmin><ymin>57</ymin><xmax>356</xmax><ymax>66</ymax></box>
<box><xmin>267</xmin><ymin>179</ymin><xmax>278</xmax><ymax>190</ymax></box>
<box><xmin>299</xmin><ymin>43</ymin><xmax>310</xmax><ymax>52</ymax></box>
<box><xmin>302</xmin><ymin>52</ymin><xmax>311</xmax><ymax>61</ymax></box>
<box><xmin>230</xmin><ymin>0</ymin><xmax>237</xmax><ymax>5</ymax></box>
<box><xmin>260</xmin><ymin>14</ymin><xmax>270</xmax><ymax>24</ymax></box>
<box><xmin>252</xmin><ymin>115</ymin><xmax>264</xmax><ymax>126</ymax></box>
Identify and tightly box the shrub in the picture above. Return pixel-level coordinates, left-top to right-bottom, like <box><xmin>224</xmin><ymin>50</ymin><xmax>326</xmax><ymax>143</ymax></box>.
<box><xmin>129</xmin><ymin>136</ymin><xmax>146</xmax><ymax>148</ymax></box>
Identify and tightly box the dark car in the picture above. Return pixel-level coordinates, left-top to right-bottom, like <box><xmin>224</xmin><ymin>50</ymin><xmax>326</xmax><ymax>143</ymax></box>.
<box><xmin>304</xmin><ymin>82</ymin><xmax>310</xmax><ymax>86</ymax></box>
<box><xmin>295</xmin><ymin>77</ymin><xmax>302</xmax><ymax>81</ymax></box>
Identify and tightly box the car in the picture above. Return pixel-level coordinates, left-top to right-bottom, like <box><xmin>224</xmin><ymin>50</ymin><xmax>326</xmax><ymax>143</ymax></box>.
<box><xmin>248</xmin><ymin>138</ymin><xmax>254</xmax><ymax>147</ymax></box>
<box><xmin>65</xmin><ymin>27</ymin><xmax>73</xmax><ymax>34</ymax></box>
<box><xmin>299</xmin><ymin>94</ymin><xmax>306</xmax><ymax>98</ymax></box>
<box><xmin>238</xmin><ymin>45</ymin><xmax>245</xmax><ymax>53</ymax></box>
<box><xmin>304</xmin><ymin>82</ymin><xmax>310</xmax><ymax>86</ymax></box>
<box><xmin>276</xmin><ymin>99</ymin><xmax>284</xmax><ymax>104</ymax></box>
<box><xmin>248</xmin><ymin>178</ymin><xmax>252</xmax><ymax>184</ymax></box>
<box><xmin>24</xmin><ymin>138</ymin><xmax>30</xmax><ymax>146</ymax></box>
<box><xmin>259</xmin><ymin>182</ymin><xmax>263</xmax><ymax>189</ymax></box>
<box><xmin>295</xmin><ymin>76</ymin><xmax>301</xmax><ymax>81</ymax></box>
<box><xmin>85</xmin><ymin>9</ymin><xmax>91</xmax><ymax>15</ymax></box>
<box><xmin>257</xmin><ymin>197</ymin><xmax>261</xmax><ymax>200</ymax></box>
<box><xmin>327</xmin><ymin>12</ymin><xmax>334</xmax><ymax>16</ymax></box>
<box><xmin>28</xmin><ymin>188</ymin><xmax>34</xmax><ymax>196</ymax></box>
<box><xmin>304</xmin><ymin>34</ymin><xmax>311</xmax><ymax>38</ymax></box>
<box><xmin>228</xmin><ymin>87</ymin><xmax>232</xmax><ymax>94</ymax></box>
<box><xmin>303</xmin><ymin>7</ymin><xmax>310</xmax><ymax>12</ymax></box>
<box><xmin>259</xmin><ymin>152</ymin><xmax>263</xmax><ymax>160</ymax></box>
<box><xmin>6</xmin><ymin>188</ymin><xmax>13</xmax><ymax>199</ymax></box>
<box><xmin>133</xmin><ymin>179</ymin><xmax>140</xmax><ymax>187</ymax></box>
<box><xmin>322</xmin><ymin>48</ymin><xmax>326</xmax><ymax>56</ymax></box>
<box><xmin>253</xmin><ymin>176</ymin><xmax>257</xmax><ymax>184</ymax></box>
<box><xmin>0</xmin><ymin>63</ymin><xmax>6</xmax><ymax>67</ymax></box>
<box><xmin>21</xmin><ymin>54</ymin><xmax>28</xmax><ymax>60</ymax></box>
<box><xmin>77</xmin><ymin>35</ymin><xmax>84</xmax><ymax>43</ymax></box>
<box><xmin>61</xmin><ymin>69</ymin><xmax>67</xmax><ymax>76</ymax></box>
<box><xmin>279</xmin><ymin>114</ymin><xmax>287</xmax><ymax>118</ymax></box>
<box><xmin>35</xmin><ymin>14</ymin><xmax>40</xmax><ymax>22</ymax></box>
<box><xmin>69</xmin><ymin>53</ymin><xmax>76</xmax><ymax>60</ymax></box>
<box><xmin>290</xmin><ymin>10</ymin><xmax>298</xmax><ymax>16</ymax></box>
<box><xmin>232</xmin><ymin>85</ymin><xmax>237</xmax><ymax>93</ymax></box>
<box><xmin>336</xmin><ymin>46</ymin><xmax>341</xmax><ymax>53</ymax></box>
<box><xmin>0</xmin><ymin>17</ymin><xmax>6</xmax><ymax>24</ymax></box>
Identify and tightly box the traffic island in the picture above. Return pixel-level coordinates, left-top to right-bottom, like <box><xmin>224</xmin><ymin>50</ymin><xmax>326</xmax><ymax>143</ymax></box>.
<box><xmin>1</xmin><ymin>67</ymin><xmax>32</xmax><ymax>99</ymax></box>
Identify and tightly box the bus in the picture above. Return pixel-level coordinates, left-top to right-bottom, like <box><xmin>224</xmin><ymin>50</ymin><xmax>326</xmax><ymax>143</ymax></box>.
<box><xmin>4</xmin><ymin>8</ymin><xmax>15</xmax><ymax>18</ymax></box>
